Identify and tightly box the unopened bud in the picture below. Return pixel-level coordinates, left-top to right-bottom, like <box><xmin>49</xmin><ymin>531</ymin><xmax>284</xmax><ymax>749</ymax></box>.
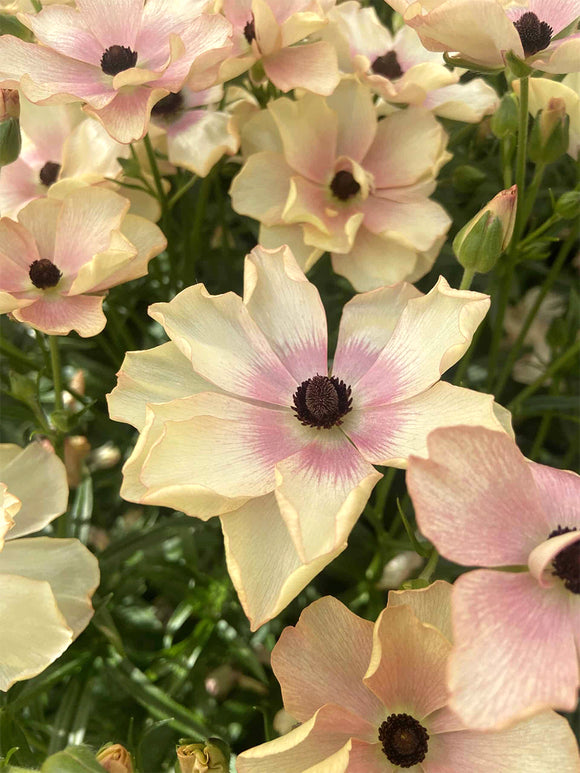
<box><xmin>529</xmin><ymin>98</ymin><xmax>569</xmax><ymax>164</ymax></box>
<box><xmin>555</xmin><ymin>190</ymin><xmax>580</xmax><ymax>220</ymax></box>
<box><xmin>96</xmin><ymin>744</ymin><xmax>134</xmax><ymax>773</ymax></box>
<box><xmin>205</xmin><ymin>664</ymin><xmax>238</xmax><ymax>699</ymax></box>
<box><xmin>64</xmin><ymin>435</ymin><xmax>91</xmax><ymax>489</ymax></box>
<box><xmin>176</xmin><ymin>740</ymin><xmax>229</xmax><ymax>773</ymax></box>
<box><xmin>491</xmin><ymin>92</ymin><xmax>519</xmax><ymax>138</ymax></box>
<box><xmin>453</xmin><ymin>185</ymin><xmax>518</xmax><ymax>273</ymax></box>
<box><xmin>0</xmin><ymin>89</ymin><xmax>21</xmax><ymax>166</ymax></box>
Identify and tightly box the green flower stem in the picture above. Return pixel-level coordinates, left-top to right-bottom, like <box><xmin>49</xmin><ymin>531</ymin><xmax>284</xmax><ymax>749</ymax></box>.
<box><xmin>494</xmin><ymin>222</ymin><xmax>578</xmax><ymax>400</ymax></box>
<box><xmin>168</xmin><ymin>172</ymin><xmax>197</xmax><ymax>210</ymax></box>
<box><xmin>187</xmin><ymin>173</ymin><xmax>212</xmax><ymax>286</ymax></box>
<box><xmin>418</xmin><ymin>548</ymin><xmax>439</xmax><ymax>583</ymax></box>
<box><xmin>142</xmin><ymin>133</ymin><xmax>167</xmax><ymax>221</ymax></box>
<box><xmin>501</xmin><ymin>136</ymin><xmax>514</xmax><ymax>188</ymax></box>
<box><xmin>488</xmin><ymin>75</ymin><xmax>530</xmax><ymax>388</ymax></box>
<box><xmin>49</xmin><ymin>335</ymin><xmax>63</xmax><ymax>414</ymax></box>
<box><xmin>518</xmin><ymin>212</ymin><xmax>561</xmax><ymax>248</ymax></box>
<box><xmin>522</xmin><ymin>161</ymin><xmax>546</xmax><ymax>226</ymax></box>
<box><xmin>508</xmin><ymin>339</ymin><xmax>580</xmax><ymax>414</ymax></box>
<box><xmin>459</xmin><ymin>266</ymin><xmax>475</xmax><ymax>291</ymax></box>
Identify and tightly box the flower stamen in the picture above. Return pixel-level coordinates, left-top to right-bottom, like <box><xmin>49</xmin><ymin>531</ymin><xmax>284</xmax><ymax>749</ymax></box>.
<box><xmin>378</xmin><ymin>713</ymin><xmax>429</xmax><ymax>768</ymax></box>
<box><xmin>292</xmin><ymin>374</ymin><xmax>352</xmax><ymax>429</ymax></box>
<box><xmin>151</xmin><ymin>91</ymin><xmax>185</xmax><ymax>121</ymax></box>
<box><xmin>29</xmin><ymin>259</ymin><xmax>62</xmax><ymax>289</ymax></box>
<box><xmin>244</xmin><ymin>15</ymin><xmax>256</xmax><ymax>44</ymax></box>
<box><xmin>100</xmin><ymin>45</ymin><xmax>138</xmax><ymax>76</ymax></box>
<box><xmin>549</xmin><ymin>526</ymin><xmax>580</xmax><ymax>594</ymax></box>
<box><xmin>330</xmin><ymin>170</ymin><xmax>360</xmax><ymax>201</ymax></box>
<box><xmin>513</xmin><ymin>12</ymin><xmax>553</xmax><ymax>58</ymax></box>
<box><xmin>39</xmin><ymin>161</ymin><xmax>61</xmax><ymax>187</ymax></box>
<box><xmin>372</xmin><ymin>50</ymin><xmax>403</xmax><ymax>79</ymax></box>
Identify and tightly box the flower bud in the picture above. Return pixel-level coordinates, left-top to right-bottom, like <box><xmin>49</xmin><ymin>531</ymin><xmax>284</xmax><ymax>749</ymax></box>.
<box><xmin>0</xmin><ymin>88</ymin><xmax>21</xmax><ymax>166</ymax></box>
<box><xmin>555</xmin><ymin>190</ymin><xmax>580</xmax><ymax>220</ymax></box>
<box><xmin>96</xmin><ymin>744</ymin><xmax>134</xmax><ymax>773</ymax></box>
<box><xmin>529</xmin><ymin>98</ymin><xmax>569</xmax><ymax>165</ymax></box>
<box><xmin>453</xmin><ymin>185</ymin><xmax>518</xmax><ymax>273</ymax></box>
<box><xmin>491</xmin><ymin>93</ymin><xmax>519</xmax><ymax>138</ymax></box>
<box><xmin>176</xmin><ymin>740</ymin><xmax>229</xmax><ymax>773</ymax></box>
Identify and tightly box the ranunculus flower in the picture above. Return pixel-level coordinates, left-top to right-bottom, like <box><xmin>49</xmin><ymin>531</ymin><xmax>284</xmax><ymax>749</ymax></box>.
<box><xmin>236</xmin><ymin>583</ymin><xmax>579</xmax><ymax>772</ymax></box>
<box><xmin>108</xmin><ymin>244</ymin><xmax>511</xmax><ymax>628</ymax></box>
<box><xmin>0</xmin><ymin>441</ymin><xmax>99</xmax><ymax>691</ymax></box>
<box><xmin>231</xmin><ymin>78</ymin><xmax>451</xmax><ymax>291</ymax></box>
<box><xmin>323</xmin><ymin>1</ymin><xmax>499</xmax><ymax>122</ymax></box>
<box><xmin>387</xmin><ymin>0</ymin><xmax>580</xmax><ymax>73</ymax></box>
<box><xmin>96</xmin><ymin>744</ymin><xmax>134</xmax><ymax>773</ymax></box>
<box><xmin>0</xmin><ymin>0</ymin><xmax>232</xmax><ymax>143</ymax></box>
<box><xmin>0</xmin><ymin>186</ymin><xmax>166</xmax><ymax>336</ymax></box>
<box><xmin>148</xmin><ymin>85</ymin><xmax>239</xmax><ymax>177</ymax></box>
<box><xmin>407</xmin><ymin>425</ymin><xmax>580</xmax><ymax>730</ymax></box>
<box><xmin>213</xmin><ymin>0</ymin><xmax>340</xmax><ymax>96</ymax></box>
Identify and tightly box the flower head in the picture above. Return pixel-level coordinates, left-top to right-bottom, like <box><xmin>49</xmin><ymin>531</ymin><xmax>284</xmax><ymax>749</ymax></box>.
<box><xmin>0</xmin><ymin>0</ymin><xmax>232</xmax><ymax>142</ymax></box>
<box><xmin>237</xmin><ymin>583</ymin><xmax>579</xmax><ymax>772</ymax></box>
<box><xmin>108</xmin><ymin>244</ymin><xmax>510</xmax><ymax>628</ymax></box>
<box><xmin>0</xmin><ymin>441</ymin><xmax>99</xmax><ymax>691</ymax></box>
<box><xmin>0</xmin><ymin>186</ymin><xmax>166</xmax><ymax>336</ymax></box>
<box><xmin>231</xmin><ymin>78</ymin><xmax>452</xmax><ymax>291</ymax></box>
<box><xmin>407</xmin><ymin>425</ymin><xmax>580</xmax><ymax>729</ymax></box>
<box><xmin>387</xmin><ymin>0</ymin><xmax>580</xmax><ymax>73</ymax></box>
<box><xmin>518</xmin><ymin>75</ymin><xmax>580</xmax><ymax>160</ymax></box>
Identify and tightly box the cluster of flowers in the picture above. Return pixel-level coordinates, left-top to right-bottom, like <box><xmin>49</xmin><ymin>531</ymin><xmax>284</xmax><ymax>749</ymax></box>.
<box><xmin>0</xmin><ymin>0</ymin><xmax>579</xmax><ymax>770</ymax></box>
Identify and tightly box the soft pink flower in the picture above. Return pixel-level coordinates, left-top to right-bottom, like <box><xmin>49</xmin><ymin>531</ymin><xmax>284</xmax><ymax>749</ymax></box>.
<box><xmin>0</xmin><ymin>0</ymin><xmax>232</xmax><ymax>143</ymax></box>
<box><xmin>108</xmin><ymin>244</ymin><xmax>511</xmax><ymax>628</ymax></box>
<box><xmin>324</xmin><ymin>2</ymin><xmax>499</xmax><ymax>122</ymax></box>
<box><xmin>148</xmin><ymin>85</ymin><xmax>239</xmax><ymax>177</ymax></box>
<box><xmin>407</xmin><ymin>425</ymin><xmax>580</xmax><ymax>729</ymax></box>
<box><xmin>0</xmin><ymin>186</ymin><xmax>166</xmax><ymax>336</ymax></box>
<box><xmin>237</xmin><ymin>583</ymin><xmax>579</xmax><ymax>772</ymax></box>
<box><xmin>387</xmin><ymin>0</ymin><xmax>580</xmax><ymax>73</ymax></box>
<box><xmin>214</xmin><ymin>0</ymin><xmax>340</xmax><ymax>95</ymax></box>
<box><xmin>231</xmin><ymin>78</ymin><xmax>452</xmax><ymax>291</ymax></box>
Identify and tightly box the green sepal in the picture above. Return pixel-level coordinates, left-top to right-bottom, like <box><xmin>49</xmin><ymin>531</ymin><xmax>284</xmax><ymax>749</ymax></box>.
<box><xmin>0</xmin><ymin>117</ymin><xmax>21</xmax><ymax>167</ymax></box>
<box><xmin>453</xmin><ymin>211</ymin><xmax>504</xmax><ymax>273</ymax></box>
<box><xmin>443</xmin><ymin>52</ymin><xmax>504</xmax><ymax>74</ymax></box>
<box><xmin>505</xmin><ymin>50</ymin><xmax>532</xmax><ymax>78</ymax></box>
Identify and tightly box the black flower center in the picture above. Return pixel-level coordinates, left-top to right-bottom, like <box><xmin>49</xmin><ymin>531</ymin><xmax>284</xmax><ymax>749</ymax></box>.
<box><xmin>100</xmin><ymin>45</ymin><xmax>138</xmax><ymax>76</ymax></box>
<box><xmin>379</xmin><ymin>713</ymin><xmax>429</xmax><ymax>768</ymax></box>
<box><xmin>39</xmin><ymin>161</ymin><xmax>61</xmax><ymax>187</ymax></box>
<box><xmin>549</xmin><ymin>526</ymin><xmax>580</xmax><ymax>594</ymax></box>
<box><xmin>292</xmin><ymin>374</ymin><xmax>352</xmax><ymax>429</ymax></box>
<box><xmin>513</xmin><ymin>12</ymin><xmax>553</xmax><ymax>57</ymax></box>
<box><xmin>372</xmin><ymin>50</ymin><xmax>403</xmax><ymax>79</ymax></box>
<box><xmin>244</xmin><ymin>15</ymin><xmax>256</xmax><ymax>44</ymax></box>
<box><xmin>330</xmin><ymin>170</ymin><xmax>360</xmax><ymax>201</ymax></box>
<box><xmin>29</xmin><ymin>259</ymin><xmax>62</xmax><ymax>289</ymax></box>
<box><xmin>151</xmin><ymin>91</ymin><xmax>185</xmax><ymax>120</ymax></box>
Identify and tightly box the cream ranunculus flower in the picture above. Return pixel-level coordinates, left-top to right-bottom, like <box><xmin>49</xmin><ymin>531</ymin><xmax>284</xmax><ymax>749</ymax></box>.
<box><xmin>108</xmin><ymin>244</ymin><xmax>511</xmax><ymax>629</ymax></box>
<box><xmin>0</xmin><ymin>186</ymin><xmax>166</xmax><ymax>336</ymax></box>
<box><xmin>230</xmin><ymin>78</ymin><xmax>452</xmax><ymax>291</ymax></box>
<box><xmin>236</xmin><ymin>583</ymin><xmax>580</xmax><ymax>772</ymax></box>
<box><xmin>0</xmin><ymin>442</ymin><xmax>99</xmax><ymax>691</ymax></box>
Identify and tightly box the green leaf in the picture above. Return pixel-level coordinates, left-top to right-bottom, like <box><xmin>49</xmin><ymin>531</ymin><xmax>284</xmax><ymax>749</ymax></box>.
<box><xmin>41</xmin><ymin>747</ymin><xmax>102</xmax><ymax>773</ymax></box>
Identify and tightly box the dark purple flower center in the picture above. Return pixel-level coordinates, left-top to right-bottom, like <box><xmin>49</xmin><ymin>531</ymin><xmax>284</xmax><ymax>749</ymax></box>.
<box><xmin>39</xmin><ymin>161</ymin><xmax>61</xmax><ymax>187</ymax></box>
<box><xmin>244</xmin><ymin>15</ymin><xmax>256</xmax><ymax>44</ymax></box>
<box><xmin>292</xmin><ymin>374</ymin><xmax>352</xmax><ymax>429</ymax></box>
<box><xmin>100</xmin><ymin>45</ymin><xmax>138</xmax><ymax>76</ymax></box>
<box><xmin>513</xmin><ymin>12</ymin><xmax>553</xmax><ymax>58</ymax></box>
<box><xmin>372</xmin><ymin>50</ymin><xmax>403</xmax><ymax>79</ymax></box>
<box><xmin>379</xmin><ymin>713</ymin><xmax>429</xmax><ymax>768</ymax></box>
<box><xmin>549</xmin><ymin>526</ymin><xmax>580</xmax><ymax>594</ymax></box>
<box><xmin>29</xmin><ymin>259</ymin><xmax>62</xmax><ymax>289</ymax></box>
<box><xmin>330</xmin><ymin>170</ymin><xmax>360</xmax><ymax>201</ymax></box>
<box><xmin>151</xmin><ymin>91</ymin><xmax>185</xmax><ymax>121</ymax></box>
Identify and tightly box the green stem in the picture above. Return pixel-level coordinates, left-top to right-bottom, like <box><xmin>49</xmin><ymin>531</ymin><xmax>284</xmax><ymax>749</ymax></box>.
<box><xmin>522</xmin><ymin>162</ymin><xmax>546</xmax><ymax>225</ymax></box>
<box><xmin>453</xmin><ymin>322</ymin><xmax>484</xmax><ymax>386</ymax></box>
<box><xmin>494</xmin><ymin>223</ymin><xmax>578</xmax><ymax>400</ymax></box>
<box><xmin>518</xmin><ymin>212</ymin><xmax>561</xmax><ymax>248</ymax></box>
<box><xmin>418</xmin><ymin>548</ymin><xmax>439</xmax><ymax>583</ymax></box>
<box><xmin>168</xmin><ymin>173</ymin><xmax>197</xmax><ymax>209</ymax></box>
<box><xmin>501</xmin><ymin>136</ymin><xmax>514</xmax><ymax>188</ymax></box>
<box><xmin>459</xmin><ymin>267</ymin><xmax>475</xmax><ymax>291</ymax></box>
<box><xmin>373</xmin><ymin>467</ymin><xmax>397</xmax><ymax>519</ymax></box>
<box><xmin>508</xmin><ymin>340</ymin><xmax>580</xmax><ymax>413</ymax></box>
<box><xmin>142</xmin><ymin>134</ymin><xmax>167</xmax><ymax>220</ymax></box>
<box><xmin>49</xmin><ymin>335</ymin><xmax>63</xmax><ymax>413</ymax></box>
<box><xmin>187</xmin><ymin>174</ymin><xmax>212</xmax><ymax>286</ymax></box>
<box><xmin>487</xmin><ymin>75</ymin><xmax>530</xmax><ymax>387</ymax></box>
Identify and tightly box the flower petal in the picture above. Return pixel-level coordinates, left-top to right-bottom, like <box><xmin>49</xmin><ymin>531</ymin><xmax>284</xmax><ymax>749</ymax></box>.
<box><xmin>148</xmin><ymin>283</ymin><xmax>297</xmax><ymax>405</ymax></box>
<box><xmin>75</xmin><ymin>0</ymin><xmax>143</xmax><ymax>50</ymax></box>
<box><xmin>424</xmin><ymin>79</ymin><xmax>499</xmax><ymax>123</ymax></box>
<box><xmin>25</xmin><ymin>6</ymin><xmax>104</xmax><ymax>66</ymax></box>
<box><xmin>275</xmin><ymin>430</ymin><xmax>381</xmax><ymax>563</ymax></box>
<box><xmin>364</xmin><ymin>604</ymin><xmax>451</xmax><ymax>720</ymax></box>
<box><xmin>221</xmin><ymin>495</ymin><xmax>349</xmax><ymax>630</ymax></box>
<box><xmin>229</xmin><ymin>151</ymin><xmax>293</xmax><ymax>226</ymax></box>
<box><xmin>166</xmin><ymin>110</ymin><xmax>238</xmax><ymax>177</ymax></box>
<box><xmin>0</xmin><ymin>537</ymin><xmax>98</xmax><ymax>637</ymax></box>
<box><xmin>350</xmin><ymin>277</ymin><xmax>489</xmax><ymax>407</ymax></box>
<box><xmin>387</xmin><ymin>580</ymin><xmax>453</xmax><ymax>643</ymax></box>
<box><xmin>449</xmin><ymin>570</ymin><xmax>579</xmax><ymax>729</ymax></box>
<box><xmin>107</xmin><ymin>341</ymin><xmax>215</xmax><ymax>431</ymax></box>
<box><xmin>14</xmin><ymin>293</ymin><xmax>107</xmax><ymax>337</ymax></box>
<box><xmin>529</xmin><ymin>462</ymin><xmax>580</xmax><ymax>531</ymax></box>
<box><xmin>324</xmin><ymin>78</ymin><xmax>377</xmax><ymax>162</ymax></box>
<box><xmin>259</xmin><ymin>223</ymin><xmax>324</xmax><ymax>272</ymax></box>
<box><xmin>271</xmin><ymin>595</ymin><xmax>383</xmax><ymax>723</ymax></box>
<box><xmin>85</xmin><ymin>86</ymin><xmax>168</xmax><ymax>143</ymax></box>
<box><xmin>1</xmin><ymin>442</ymin><xmax>68</xmax><ymax>540</ymax></box>
<box><xmin>344</xmin><ymin>382</ymin><xmax>511</xmax><ymax>469</ymax></box>
<box><xmin>0</xmin><ymin>216</ymin><xmax>41</xmax><ymax>291</ymax></box>
<box><xmin>243</xmin><ymin>244</ymin><xmax>328</xmax><ymax>384</ymax></box>
<box><xmin>17</xmin><ymin>197</ymin><xmax>60</xmax><ymax>263</ymax></box>
<box><xmin>407</xmin><ymin>426</ymin><xmax>549</xmax><ymax>566</ymax></box>
<box><xmin>361</xmin><ymin>195</ymin><xmax>451</xmax><ymax>253</ymax></box>
<box><xmin>528</xmin><ymin>531</ymin><xmax>580</xmax><ymax>588</ymax></box>
<box><xmin>263</xmin><ymin>40</ymin><xmax>340</xmax><ymax>96</ymax></box>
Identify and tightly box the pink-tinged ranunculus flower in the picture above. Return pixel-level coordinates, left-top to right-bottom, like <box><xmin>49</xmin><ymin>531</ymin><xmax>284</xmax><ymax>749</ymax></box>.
<box><xmin>237</xmin><ymin>583</ymin><xmax>579</xmax><ymax>772</ymax></box>
<box><xmin>0</xmin><ymin>186</ymin><xmax>166</xmax><ymax>336</ymax></box>
<box><xmin>323</xmin><ymin>1</ymin><xmax>499</xmax><ymax>123</ymax></box>
<box><xmin>0</xmin><ymin>441</ymin><xmax>99</xmax><ymax>691</ymax></box>
<box><xmin>407</xmin><ymin>425</ymin><xmax>580</xmax><ymax>730</ymax></box>
<box><xmin>230</xmin><ymin>78</ymin><xmax>451</xmax><ymax>292</ymax></box>
<box><xmin>387</xmin><ymin>0</ymin><xmax>580</xmax><ymax>73</ymax></box>
<box><xmin>108</xmin><ymin>244</ymin><xmax>511</xmax><ymax>628</ymax></box>
<box><xmin>213</xmin><ymin>0</ymin><xmax>340</xmax><ymax>96</ymax></box>
<box><xmin>0</xmin><ymin>0</ymin><xmax>232</xmax><ymax>143</ymax></box>
<box><xmin>148</xmin><ymin>84</ymin><xmax>239</xmax><ymax>177</ymax></box>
